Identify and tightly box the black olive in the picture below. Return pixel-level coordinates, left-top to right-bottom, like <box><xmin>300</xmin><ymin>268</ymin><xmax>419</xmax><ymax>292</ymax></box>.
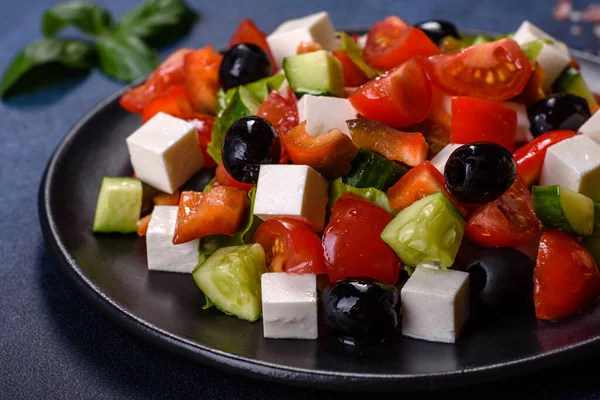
<box><xmin>219</xmin><ymin>43</ymin><xmax>272</xmax><ymax>91</ymax></box>
<box><xmin>222</xmin><ymin>116</ymin><xmax>280</xmax><ymax>184</ymax></box>
<box><xmin>528</xmin><ymin>93</ymin><xmax>591</xmax><ymax>137</ymax></box>
<box><xmin>414</xmin><ymin>20</ymin><xmax>460</xmax><ymax>45</ymax></box>
<box><xmin>321</xmin><ymin>278</ymin><xmax>399</xmax><ymax>345</ymax></box>
<box><xmin>466</xmin><ymin>248</ymin><xmax>535</xmax><ymax>311</ymax></box>
<box><xmin>445</xmin><ymin>142</ymin><xmax>516</xmax><ymax>204</ymax></box>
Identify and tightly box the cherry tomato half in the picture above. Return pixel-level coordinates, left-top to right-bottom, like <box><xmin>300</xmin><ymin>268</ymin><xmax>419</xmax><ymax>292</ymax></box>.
<box><xmin>253</xmin><ymin>218</ymin><xmax>327</xmax><ymax>275</ymax></box>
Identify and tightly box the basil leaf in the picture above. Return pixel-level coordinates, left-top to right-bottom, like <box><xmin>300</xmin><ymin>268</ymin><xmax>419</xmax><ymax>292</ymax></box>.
<box><xmin>338</xmin><ymin>32</ymin><xmax>380</xmax><ymax>79</ymax></box>
<box><xmin>1</xmin><ymin>38</ymin><xmax>94</xmax><ymax>97</ymax></box>
<box><xmin>520</xmin><ymin>39</ymin><xmax>553</xmax><ymax>63</ymax></box>
<box><xmin>42</xmin><ymin>1</ymin><xmax>112</xmax><ymax>37</ymax></box>
<box><xmin>116</xmin><ymin>0</ymin><xmax>196</xmax><ymax>47</ymax></box>
<box><xmin>96</xmin><ymin>33</ymin><xmax>159</xmax><ymax>82</ymax></box>
<box><xmin>329</xmin><ymin>178</ymin><xmax>396</xmax><ymax>215</ymax></box>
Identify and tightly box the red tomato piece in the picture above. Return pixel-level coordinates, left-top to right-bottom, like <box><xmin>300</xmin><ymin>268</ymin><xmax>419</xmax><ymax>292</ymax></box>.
<box><xmin>534</xmin><ymin>229</ymin><xmax>600</xmax><ymax>321</ymax></box>
<box><xmin>228</xmin><ymin>19</ymin><xmax>277</xmax><ymax>71</ymax></box>
<box><xmin>362</xmin><ymin>16</ymin><xmax>439</xmax><ymax>70</ymax></box>
<box><xmin>332</xmin><ymin>50</ymin><xmax>369</xmax><ymax>87</ymax></box>
<box><xmin>465</xmin><ymin>176</ymin><xmax>541</xmax><ymax>248</ymax></box>
<box><xmin>323</xmin><ymin>193</ymin><xmax>402</xmax><ymax>284</ymax></box>
<box><xmin>296</xmin><ymin>41</ymin><xmax>323</xmax><ymax>54</ymax></box>
<box><xmin>451</xmin><ymin>96</ymin><xmax>518</xmax><ymax>151</ymax></box>
<box><xmin>426</xmin><ymin>39</ymin><xmax>532</xmax><ymax>102</ymax></box>
<box><xmin>183</xmin><ymin>46</ymin><xmax>222</xmax><ymax>114</ymax></box>
<box><xmin>253</xmin><ymin>218</ymin><xmax>327</xmax><ymax>275</ymax></box>
<box><xmin>189</xmin><ymin>116</ymin><xmax>217</xmax><ymax>168</ymax></box>
<box><xmin>513</xmin><ymin>130</ymin><xmax>578</xmax><ymax>186</ymax></box>
<box><xmin>142</xmin><ymin>86</ymin><xmax>197</xmax><ymax>123</ymax></box>
<box><xmin>347</xmin><ymin>119</ymin><xmax>428</xmax><ymax>167</ymax></box>
<box><xmin>256</xmin><ymin>90</ymin><xmax>299</xmax><ymax>164</ymax></box>
<box><xmin>173</xmin><ymin>187</ymin><xmax>248</xmax><ymax>244</ymax></box>
<box><xmin>386</xmin><ymin>160</ymin><xmax>469</xmax><ymax>216</ymax></box>
<box><xmin>215</xmin><ymin>162</ymin><xmax>255</xmax><ymax>191</ymax></box>
<box><xmin>136</xmin><ymin>214</ymin><xmax>152</xmax><ymax>237</ymax></box>
<box><xmin>153</xmin><ymin>190</ymin><xmax>180</xmax><ymax>206</ymax></box>
<box><xmin>120</xmin><ymin>48</ymin><xmax>192</xmax><ymax>114</ymax></box>
<box><xmin>281</xmin><ymin>122</ymin><xmax>359</xmax><ymax>179</ymax></box>
<box><xmin>349</xmin><ymin>57</ymin><xmax>433</xmax><ymax>128</ymax></box>
<box><xmin>514</xmin><ymin>62</ymin><xmax>546</xmax><ymax>107</ymax></box>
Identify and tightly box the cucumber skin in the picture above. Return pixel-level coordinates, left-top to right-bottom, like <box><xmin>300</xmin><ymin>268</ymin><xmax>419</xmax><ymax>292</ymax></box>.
<box><xmin>283</xmin><ymin>50</ymin><xmax>344</xmax><ymax>98</ymax></box>
<box><xmin>554</xmin><ymin>68</ymin><xmax>598</xmax><ymax>109</ymax></box>
<box><xmin>343</xmin><ymin>149</ymin><xmax>407</xmax><ymax>191</ymax></box>
<box><xmin>532</xmin><ymin>185</ymin><xmax>594</xmax><ymax>236</ymax></box>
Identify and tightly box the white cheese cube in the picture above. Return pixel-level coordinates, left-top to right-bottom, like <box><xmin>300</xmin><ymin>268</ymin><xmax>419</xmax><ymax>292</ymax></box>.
<box><xmin>579</xmin><ymin>110</ymin><xmax>600</xmax><ymax>144</ymax></box>
<box><xmin>254</xmin><ymin>164</ymin><xmax>329</xmax><ymax>231</ymax></box>
<box><xmin>430</xmin><ymin>144</ymin><xmax>463</xmax><ymax>174</ymax></box>
<box><xmin>401</xmin><ymin>266</ymin><xmax>470</xmax><ymax>344</ymax></box>
<box><xmin>512</xmin><ymin>21</ymin><xmax>570</xmax><ymax>91</ymax></box>
<box><xmin>357</xmin><ymin>34</ymin><xmax>368</xmax><ymax>49</ymax></box>
<box><xmin>146</xmin><ymin>206</ymin><xmax>199</xmax><ymax>273</ymax></box>
<box><xmin>267</xmin><ymin>12</ymin><xmax>337</xmax><ymax>68</ymax></box>
<box><xmin>297</xmin><ymin>95</ymin><xmax>357</xmax><ymax>137</ymax></box>
<box><xmin>261</xmin><ymin>273</ymin><xmax>318</xmax><ymax>339</ymax></box>
<box><xmin>540</xmin><ymin>134</ymin><xmax>600</xmax><ymax>201</ymax></box>
<box><xmin>504</xmin><ymin>102</ymin><xmax>535</xmax><ymax>143</ymax></box>
<box><xmin>126</xmin><ymin>112</ymin><xmax>203</xmax><ymax>194</ymax></box>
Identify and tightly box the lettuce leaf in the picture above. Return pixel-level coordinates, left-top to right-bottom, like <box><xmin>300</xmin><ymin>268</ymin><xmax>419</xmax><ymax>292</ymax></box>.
<box><xmin>338</xmin><ymin>32</ymin><xmax>380</xmax><ymax>79</ymax></box>
<box><xmin>329</xmin><ymin>178</ymin><xmax>396</xmax><ymax>215</ymax></box>
<box><xmin>520</xmin><ymin>39</ymin><xmax>553</xmax><ymax>63</ymax></box>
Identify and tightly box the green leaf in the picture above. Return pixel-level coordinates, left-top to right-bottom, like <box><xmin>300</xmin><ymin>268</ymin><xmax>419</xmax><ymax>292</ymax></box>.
<box><xmin>520</xmin><ymin>39</ymin><xmax>553</xmax><ymax>63</ymax></box>
<box><xmin>116</xmin><ymin>0</ymin><xmax>197</xmax><ymax>48</ymax></box>
<box><xmin>329</xmin><ymin>178</ymin><xmax>396</xmax><ymax>215</ymax></box>
<box><xmin>42</xmin><ymin>1</ymin><xmax>112</xmax><ymax>37</ymax></box>
<box><xmin>471</xmin><ymin>34</ymin><xmax>492</xmax><ymax>45</ymax></box>
<box><xmin>96</xmin><ymin>32</ymin><xmax>159</xmax><ymax>82</ymax></box>
<box><xmin>338</xmin><ymin>32</ymin><xmax>380</xmax><ymax>79</ymax></box>
<box><xmin>244</xmin><ymin>74</ymin><xmax>285</xmax><ymax>102</ymax></box>
<box><xmin>1</xmin><ymin>38</ymin><xmax>94</xmax><ymax>97</ymax></box>
<box><xmin>203</xmin><ymin>177</ymin><xmax>217</xmax><ymax>192</ymax></box>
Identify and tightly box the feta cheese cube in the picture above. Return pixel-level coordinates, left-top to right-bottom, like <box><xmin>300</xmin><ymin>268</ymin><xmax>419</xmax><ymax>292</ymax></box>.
<box><xmin>254</xmin><ymin>165</ymin><xmax>329</xmax><ymax>231</ymax></box>
<box><xmin>401</xmin><ymin>266</ymin><xmax>470</xmax><ymax>343</ymax></box>
<box><xmin>267</xmin><ymin>12</ymin><xmax>337</xmax><ymax>68</ymax></box>
<box><xmin>430</xmin><ymin>144</ymin><xmax>463</xmax><ymax>174</ymax></box>
<box><xmin>539</xmin><ymin>134</ymin><xmax>600</xmax><ymax>201</ymax></box>
<box><xmin>579</xmin><ymin>110</ymin><xmax>600</xmax><ymax>144</ymax></box>
<box><xmin>357</xmin><ymin>34</ymin><xmax>368</xmax><ymax>49</ymax></box>
<box><xmin>504</xmin><ymin>102</ymin><xmax>535</xmax><ymax>143</ymax></box>
<box><xmin>297</xmin><ymin>95</ymin><xmax>357</xmax><ymax>137</ymax></box>
<box><xmin>512</xmin><ymin>21</ymin><xmax>571</xmax><ymax>91</ymax></box>
<box><xmin>126</xmin><ymin>112</ymin><xmax>203</xmax><ymax>194</ymax></box>
<box><xmin>261</xmin><ymin>273</ymin><xmax>318</xmax><ymax>339</ymax></box>
<box><xmin>146</xmin><ymin>206</ymin><xmax>199</xmax><ymax>273</ymax></box>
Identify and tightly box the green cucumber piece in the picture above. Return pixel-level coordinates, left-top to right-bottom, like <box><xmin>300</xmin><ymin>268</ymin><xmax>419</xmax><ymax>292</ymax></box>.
<box><xmin>329</xmin><ymin>178</ymin><xmax>396</xmax><ymax>215</ymax></box>
<box><xmin>283</xmin><ymin>50</ymin><xmax>344</xmax><ymax>98</ymax></box>
<box><xmin>343</xmin><ymin>148</ymin><xmax>407</xmax><ymax>191</ymax></box>
<box><xmin>584</xmin><ymin>203</ymin><xmax>600</xmax><ymax>265</ymax></box>
<box><xmin>554</xmin><ymin>67</ymin><xmax>598</xmax><ymax>110</ymax></box>
<box><xmin>193</xmin><ymin>244</ymin><xmax>267</xmax><ymax>322</ymax></box>
<box><xmin>532</xmin><ymin>185</ymin><xmax>594</xmax><ymax>236</ymax></box>
<box><xmin>381</xmin><ymin>192</ymin><xmax>465</xmax><ymax>268</ymax></box>
<box><xmin>93</xmin><ymin>177</ymin><xmax>142</xmax><ymax>233</ymax></box>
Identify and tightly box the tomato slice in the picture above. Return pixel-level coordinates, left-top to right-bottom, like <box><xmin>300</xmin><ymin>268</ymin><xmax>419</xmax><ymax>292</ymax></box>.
<box><xmin>281</xmin><ymin>122</ymin><xmax>359</xmax><ymax>179</ymax></box>
<box><xmin>323</xmin><ymin>193</ymin><xmax>402</xmax><ymax>284</ymax></box>
<box><xmin>513</xmin><ymin>130</ymin><xmax>578</xmax><ymax>186</ymax></box>
<box><xmin>534</xmin><ymin>229</ymin><xmax>600</xmax><ymax>321</ymax></box>
<box><xmin>173</xmin><ymin>187</ymin><xmax>248</xmax><ymax>244</ymax></box>
<box><xmin>189</xmin><ymin>116</ymin><xmax>217</xmax><ymax>168</ymax></box>
<box><xmin>256</xmin><ymin>90</ymin><xmax>299</xmax><ymax>164</ymax></box>
<box><xmin>228</xmin><ymin>19</ymin><xmax>277</xmax><ymax>71</ymax></box>
<box><xmin>426</xmin><ymin>39</ymin><xmax>532</xmax><ymax>102</ymax></box>
<box><xmin>349</xmin><ymin>57</ymin><xmax>433</xmax><ymax>128</ymax></box>
<box><xmin>142</xmin><ymin>85</ymin><xmax>200</xmax><ymax>123</ymax></box>
<box><xmin>386</xmin><ymin>160</ymin><xmax>469</xmax><ymax>216</ymax></box>
<box><xmin>362</xmin><ymin>16</ymin><xmax>439</xmax><ymax>70</ymax></box>
<box><xmin>136</xmin><ymin>214</ymin><xmax>152</xmax><ymax>237</ymax></box>
<box><xmin>514</xmin><ymin>62</ymin><xmax>545</xmax><ymax>107</ymax></box>
<box><xmin>451</xmin><ymin>96</ymin><xmax>518</xmax><ymax>151</ymax></box>
<box><xmin>120</xmin><ymin>48</ymin><xmax>192</xmax><ymax>114</ymax></box>
<box><xmin>183</xmin><ymin>46</ymin><xmax>222</xmax><ymax>114</ymax></box>
<box><xmin>332</xmin><ymin>50</ymin><xmax>369</xmax><ymax>87</ymax></box>
<box><xmin>253</xmin><ymin>218</ymin><xmax>327</xmax><ymax>275</ymax></box>
<box><xmin>297</xmin><ymin>41</ymin><xmax>323</xmax><ymax>54</ymax></box>
<box><xmin>215</xmin><ymin>162</ymin><xmax>255</xmax><ymax>191</ymax></box>
<box><xmin>465</xmin><ymin>176</ymin><xmax>541</xmax><ymax>248</ymax></box>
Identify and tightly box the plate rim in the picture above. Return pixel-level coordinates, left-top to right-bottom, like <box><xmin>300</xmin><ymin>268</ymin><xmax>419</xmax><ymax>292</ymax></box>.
<box><xmin>38</xmin><ymin>28</ymin><xmax>600</xmax><ymax>392</ymax></box>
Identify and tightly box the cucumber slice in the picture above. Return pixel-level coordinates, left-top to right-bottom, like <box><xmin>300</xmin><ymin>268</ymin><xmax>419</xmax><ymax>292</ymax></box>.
<box><xmin>193</xmin><ymin>244</ymin><xmax>267</xmax><ymax>322</ymax></box>
<box><xmin>343</xmin><ymin>148</ymin><xmax>407</xmax><ymax>191</ymax></box>
<box><xmin>283</xmin><ymin>50</ymin><xmax>344</xmax><ymax>98</ymax></box>
<box><xmin>584</xmin><ymin>203</ymin><xmax>600</xmax><ymax>265</ymax></box>
<box><xmin>532</xmin><ymin>185</ymin><xmax>594</xmax><ymax>236</ymax></box>
<box><xmin>93</xmin><ymin>177</ymin><xmax>142</xmax><ymax>233</ymax></box>
<box><xmin>554</xmin><ymin>68</ymin><xmax>598</xmax><ymax>110</ymax></box>
<box><xmin>381</xmin><ymin>192</ymin><xmax>465</xmax><ymax>268</ymax></box>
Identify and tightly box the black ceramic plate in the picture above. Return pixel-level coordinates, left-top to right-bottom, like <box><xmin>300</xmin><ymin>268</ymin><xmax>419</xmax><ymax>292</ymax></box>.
<box><xmin>39</xmin><ymin>30</ymin><xmax>600</xmax><ymax>391</ymax></box>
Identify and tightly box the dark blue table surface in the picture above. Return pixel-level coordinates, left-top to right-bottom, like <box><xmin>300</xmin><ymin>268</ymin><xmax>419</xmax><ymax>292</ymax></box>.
<box><xmin>2</xmin><ymin>0</ymin><xmax>600</xmax><ymax>398</ymax></box>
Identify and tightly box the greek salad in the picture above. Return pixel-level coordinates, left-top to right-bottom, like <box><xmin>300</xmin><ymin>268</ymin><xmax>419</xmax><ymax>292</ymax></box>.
<box><xmin>92</xmin><ymin>12</ymin><xmax>600</xmax><ymax>345</ymax></box>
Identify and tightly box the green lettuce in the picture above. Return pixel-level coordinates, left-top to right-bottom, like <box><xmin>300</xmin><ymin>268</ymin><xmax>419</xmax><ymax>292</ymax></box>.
<box><xmin>520</xmin><ymin>39</ymin><xmax>553</xmax><ymax>63</ymax></box>
<box><xmin>329</xmin><ymin>178</ymin><xmax>396</xmax><ymax>215</ymax></box>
